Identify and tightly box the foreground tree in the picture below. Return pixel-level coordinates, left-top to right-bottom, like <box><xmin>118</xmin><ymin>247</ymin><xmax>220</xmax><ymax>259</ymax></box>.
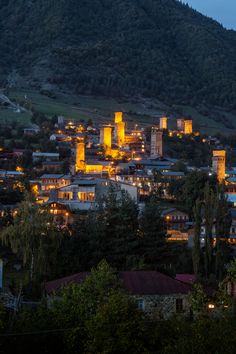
<box><xmin>0</xmin><ymin>196</ymin><xmax>63</xmax><ymax>280</ymax></box>
<box><xmin>51</xmin><ymin>260</ymin><xmax>146</xmax><ymax>353</ymax></box>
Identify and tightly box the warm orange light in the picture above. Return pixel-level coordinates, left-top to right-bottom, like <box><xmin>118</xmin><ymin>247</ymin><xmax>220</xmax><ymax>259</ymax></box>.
<box><xmin>16</xmin><ymin>166</ymin><xmax>23</xmax><ymax>172</ymax></box>
<box><xmin>32</xmin><ymin>184</ymin><xmax>39</xmax><ymax>196</ymax></box>
<box><xmin>208</xmin><ymin>304</ymin><xmax>215</xmax><ymax>309</ymax></box>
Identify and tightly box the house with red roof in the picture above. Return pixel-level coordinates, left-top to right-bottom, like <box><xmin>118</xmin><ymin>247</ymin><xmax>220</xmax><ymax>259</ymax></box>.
<box><xmin>44</xmin><ymin>271</ymin><xmax>192</xmax><ymax>319</ymax></box>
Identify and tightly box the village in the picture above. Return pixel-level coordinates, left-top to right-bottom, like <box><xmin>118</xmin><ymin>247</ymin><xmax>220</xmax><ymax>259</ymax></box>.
<box><xmin>0</xmin><ymin>108</ymin><xmax>235</xmax><ymax>320</ymax></box>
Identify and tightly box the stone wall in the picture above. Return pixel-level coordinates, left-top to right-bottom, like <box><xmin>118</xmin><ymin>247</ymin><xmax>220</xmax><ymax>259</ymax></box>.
<box><xmin>133</xmin><ymin>294</ymin><xmax>190</xmax><ymax>320</ymax></box>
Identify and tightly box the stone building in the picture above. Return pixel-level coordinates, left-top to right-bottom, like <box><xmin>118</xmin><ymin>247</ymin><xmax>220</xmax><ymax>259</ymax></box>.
<box><xmin>212</xmin><ymin>150</ymin><xmax>226</xmax><ymax>183</ymax></box>
<box><xmin>150</xmin><ymin>128</ymin><xmax>163</xmax><ymax>158</ymax></box>
<box><xmin>45</xmin><ymin>271</ymin><xmax>191</xmax><ymax>319</ymax></box>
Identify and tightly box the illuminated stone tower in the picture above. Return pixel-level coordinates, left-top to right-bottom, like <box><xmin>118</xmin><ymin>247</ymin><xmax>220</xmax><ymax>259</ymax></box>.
<box><xmin>114</xmin><ymin>111</ymin><xmax>125</xmax><ymax>146</ymax></box>
<box><xmin>100</xmin><ymin>126</ymin><xmax>112</xmax><ymax>151</ymax></box>
<box><xmin>160</xmin><ymin>116</ymin><xmax>168</xmax><ymax>130</ymax></box>
<box><xmin>212</xmin><ymin>150</ymin><xmax>226</xmax><ymax>183</ymax></box>
<box><xmin>76</xmin><ymin>138</ymin><xmax>85</xmax><ymax>172</ymax></box>
<box><xmin>150</xmin><ymin>127</ymin><xmax>163</xmax><ymax>158</ymax></box>
<box><xmin>115</xmin><ymin>112</ymin><xmax>123</xmax><ymax>124</ymax></box>
<box><xmin>184</xmin><ymin>120</ymin><xmax>193</xmax><ymax>134</ymax></box>
<box><xmin>177</xmin><ymin>119</ymin><xmax>185</xmax><ymax>132</ymax></box>
<box><xmin>117</xmin><ymin>121</ymin><xmax>125</xmax><ymax>146</ymax></box>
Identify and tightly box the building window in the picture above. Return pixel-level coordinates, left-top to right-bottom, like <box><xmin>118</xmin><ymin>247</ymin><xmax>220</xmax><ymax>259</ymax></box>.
<box><xmin>176</xmin><ymin>298</ymin><xmax>183</xmax><ymax>312</ymax></box>
<box><xmin>136</xmin><ymin>299</ymin><xmax>145</xmax><ymax>311</ymax></box>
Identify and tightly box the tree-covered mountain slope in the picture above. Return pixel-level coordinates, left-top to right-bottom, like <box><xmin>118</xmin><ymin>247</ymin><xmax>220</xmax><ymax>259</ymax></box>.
<box><xmin>0</xmin><ymin>0</ymin><xmax>236</xmax><ymax>109</ymax></box>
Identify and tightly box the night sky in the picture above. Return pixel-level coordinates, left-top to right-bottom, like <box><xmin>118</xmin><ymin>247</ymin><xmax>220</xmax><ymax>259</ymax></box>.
<box><xmin>184</xmin><ymin>0</ymin><xmax>236</xmax><ymax>30</ymax></box>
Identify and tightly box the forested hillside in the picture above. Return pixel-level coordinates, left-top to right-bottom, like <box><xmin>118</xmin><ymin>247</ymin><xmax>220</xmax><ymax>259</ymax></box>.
<box><xmin>0</xmin><ymin>0</ymin><xmax>236</xmax><ymax>108</ymax></box>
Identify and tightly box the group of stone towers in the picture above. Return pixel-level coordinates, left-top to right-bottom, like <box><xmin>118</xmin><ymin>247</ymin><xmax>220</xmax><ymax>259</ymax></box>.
<box><xmin>99</xmin><ymin>112</ymin><xmax>125</xmax><ymax>152</ymax></box>
<box><xmin>177</xmin><ymin>119</ymin><xmax>193</xmax><ymax>134</ymax></box>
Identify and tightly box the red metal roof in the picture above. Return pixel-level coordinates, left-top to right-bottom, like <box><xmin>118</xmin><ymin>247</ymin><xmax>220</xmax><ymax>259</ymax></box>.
<box><xmin>175</xmin><ymin>274</ymin><xmax>196</xmax><ymax>285</ymax></box>
<box><xmin>45</xmin><ymin>272</ymin><xmax>90</xmax><ymax>294</ymax></box>
<box><xmin>45</xmin><ymin>271</ymin><xmax>191</xmax><ymax>295</ymax></box>
<box><xmin>120</xmin><ymin>271</ymin><xmax>190</xmax><ymax>295</ymax></box>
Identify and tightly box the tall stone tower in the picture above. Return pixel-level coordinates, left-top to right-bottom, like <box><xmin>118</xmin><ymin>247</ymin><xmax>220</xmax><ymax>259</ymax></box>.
<box><xmin>100</xmin><ymin>126</ymin><xmax>112</xmax><ymax>151</ymax></box>
<box><xmin>212</xmin><ymin>150</ymin><xmax>226</xmax><ymax>183</ymax></box>
<box><xmin>114</xmin><ymin>111</ymin><xmax>125</xmax><ymax>146</ymax></box>
<box><xmin>115</xmin><ymin>112</ymin><xmax>123</xmax><ymax>124</ymax></box>
<box><xmin>117</xmin><ymin>121</ymin><xmax>125</xmax><ymax>146</ymax></box>
<box><xmin>150</xmin><ymin>128</ymin><xmax>163</xmax><ymax>158</ymax></box>
<box><xmin>177</xmin><ymin>119</ymin><xmax>185</xmax><ymax>132</ymax></box>
<box><xmin>76</xmin><ymin>138</ymin><xmax>85</xmax><ymax>172</ymax></box>
<box><xmin>160</xmin><ymin>116</ymin><xmax>168</xmax><ymax>130</ymax></box>
<box><xmin>184</xmin><ymin>120</ymin><xmax>193</xmax><ymax>134</ymax></box>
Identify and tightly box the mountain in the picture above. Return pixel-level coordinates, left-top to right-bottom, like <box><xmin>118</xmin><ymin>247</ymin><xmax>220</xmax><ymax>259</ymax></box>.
<box><xmin>0</xmin><ymin>0</ymin><xmax>236</xmax><ymax>109</ymax></box>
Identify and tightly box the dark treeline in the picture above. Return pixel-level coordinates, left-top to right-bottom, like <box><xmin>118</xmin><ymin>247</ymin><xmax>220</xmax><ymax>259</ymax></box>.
<box><xmin>0</xmin><ymin>0</ymin><xmax>236</xmax><ymax>109</ymax></box>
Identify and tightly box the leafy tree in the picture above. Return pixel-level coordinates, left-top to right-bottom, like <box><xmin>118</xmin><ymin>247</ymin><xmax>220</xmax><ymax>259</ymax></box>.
<box><xmin>0</xmin><ymin>195</ymin><xmax>63</xmax><ymax>280</ymax></box>
<box><xmin>51</xmin><ymin>260</ymin><xmax>146</xmax><ymax>353</ymax></box>
<box><xmin>188</xmin><ymin>283</ymin><xmax>207</xmax><ymax>314</ymax></box>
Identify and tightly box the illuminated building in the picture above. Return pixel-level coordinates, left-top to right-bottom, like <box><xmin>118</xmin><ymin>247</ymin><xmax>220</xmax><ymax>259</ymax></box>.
<box><xmin>115</xmin><ymin>112</ymin><xmax>123</xmax><ymax>124</ymax></box>
<box><xmin>212</xmin><ymin>150</ymin><xmax>226</xmax><ymax>183</ymax></box>
<box><xmin>184</xmin><ymin>120</ymin><xmax>193</xmax><ymax>134</ymax></box>
<box><xmin>150</xmin><ymin>127</ymin><xmax>163</xmax><ymax>158</ymax></box>
<box><xmin>117</xmin><ymin>121</ymin><xmax>125</xmax><ymax>146</ymax></box>
<box><xmin>177</xmin><ymin>119</ymin><xmax>185</xmax><ymax>132</ymax></box>
<box><xmin>160</xmin><ymin>117</ymin><xmax>168</xmax><ymax>130</ymax></box>
<box><xmin>100</xmin><ymin>126</ymin><xmax>112</xmax><ymax>151</ymax></box>
<box><xmin>76</xmin><ymin>138</ymin><xmax>85</xmax><ymax>172</ymax></box>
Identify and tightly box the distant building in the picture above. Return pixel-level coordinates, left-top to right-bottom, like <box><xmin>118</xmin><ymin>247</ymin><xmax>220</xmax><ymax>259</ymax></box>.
<box><xmin>23</xmin><ymin>125</ymin><xmax>40</xmax><ymax>136</ymax></box>
<box><xmin>177</xmin><ymin>119</ymin><xmax>185</xmax><ymax>132</ymax></box>
<box><xmin>48</xmin><ymin>178</ymin><xmax>138</xmax><ymax>211</ymax></box>
<box><xmin>160</xmin><ymin>117</ymin><xmax>168</xmax><ymax>130</ymax></box>
<box><xmin>184</xmin><ymin>120</ymin><xmax>193</xmax><ymax>134</ymax></box>
<box><xmin>100</xmin><ymin>126</ymin><xmax>112</xmax><ymax>151</ymax></box>
<box><xmin>33</xmin><ymin>152</ymin><xmax>60</xmax><ymax>163</ymax></box>
<box><xmin>150</xmin><ymin>128</ymin><xmax>163</xmax><ymax>158</ymax></box>
<box><xmin>75</xmin><ymin>139</ymin><xmax>85</xmax><ymax>172</ymax></box>
<box><xmin>212</xmin><ymin>150</ymin><xmax>226</xmax><ymax>183</ymax></box>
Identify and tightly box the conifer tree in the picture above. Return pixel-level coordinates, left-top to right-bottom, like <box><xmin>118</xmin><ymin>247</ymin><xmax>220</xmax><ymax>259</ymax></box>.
<box><xmin>192</xmin><ymin>198</ymin><xmax>202</xmax><ymax>279</ymax></box>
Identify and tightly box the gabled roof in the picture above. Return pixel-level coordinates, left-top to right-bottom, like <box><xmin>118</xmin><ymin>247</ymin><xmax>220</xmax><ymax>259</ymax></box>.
<box><xmin>175</xmin><ymin>274</ymin><xmax>196</xmax><ymax>284</ymax></box>
<box><xmin>45</xmin><ymin>273</ymin><xmax>90</xmax><ymax>294</ymax></box>
<box><xmin>45</xmin><ymin>271</ymin><xmax>191</xmax><ymax>295</ymax></box>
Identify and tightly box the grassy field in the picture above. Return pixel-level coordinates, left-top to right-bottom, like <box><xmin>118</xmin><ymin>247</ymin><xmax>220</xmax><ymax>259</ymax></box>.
<box><xmin>1</xmin><ymin>88</ymin><xmax>235</xmax><ymax>134</ymax></box>
<box><xmin>0</xmin><ymin>106</ymin><xmax>32</xmax><ymax>125</ymax></box>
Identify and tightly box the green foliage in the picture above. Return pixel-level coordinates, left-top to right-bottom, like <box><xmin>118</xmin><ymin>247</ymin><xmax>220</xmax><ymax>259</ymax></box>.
<box><xmin>0</xmin><ymin>195</ymin><xmax>64</xmax><ymax>281</ymax></box>
<box><xmin>226</xmin><ymin>258</ymin><xmax>236</xmax><ymax>281</ymax></box>
<box><xmin>50</xmin><ymin>260</ymin><xmax>146</xmax><ymax>353</ymax></box>
<box><xmin>188</xmin><ymin>283</ymin><xmax>207</xmax><ymax>314</ymax></box>
<box><xmin>0</xmin><ymin>0</ymin><xmax>236</xmax><ymax>109</ymax></box>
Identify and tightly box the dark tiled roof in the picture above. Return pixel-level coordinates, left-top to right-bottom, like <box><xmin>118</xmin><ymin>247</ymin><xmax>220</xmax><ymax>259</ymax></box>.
<box><xmin>45</xmin><ymin>272</ymin><xmax>90</xmax><ymax>294</ymax></box>
<box><xmin>120</xmin><ymin>271</ymin><xmax>190</xmax><ymax>295</ymax></box>
<box><xmin>45</xmin><ymin>271</ymin><xmax>191</xmax><ymax>295</ymax></box>
<box><xmin>175</xmin><ymin>274</ymin><xmax>196</xmax><ymax>284</ymax></box>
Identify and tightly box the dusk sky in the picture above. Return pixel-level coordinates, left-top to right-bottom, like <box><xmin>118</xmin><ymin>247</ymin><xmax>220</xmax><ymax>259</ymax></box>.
<box><xmin>184</xmin><ymin>0</ymin><xmax>236</xmax><ymax>30</ymax></box>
